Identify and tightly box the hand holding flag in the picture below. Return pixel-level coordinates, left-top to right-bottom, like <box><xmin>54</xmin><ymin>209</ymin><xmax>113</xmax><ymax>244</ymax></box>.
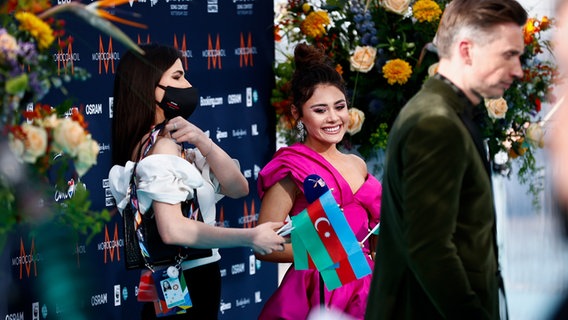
<box><xmin>290</xmin><ymin>175</ymin><xmax>372</xmax><ymax>290</ymax></box>
<box><xmin>276</xmin><ymin>220</ymin><xmax>294</xmax><ymax>237</ymax></box>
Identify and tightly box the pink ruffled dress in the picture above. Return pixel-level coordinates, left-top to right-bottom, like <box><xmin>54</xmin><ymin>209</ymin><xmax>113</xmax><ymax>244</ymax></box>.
<box><xmin>257</xmin><ymin>143</ymin><xmax>382</xmax><ymax>319</ymax></box>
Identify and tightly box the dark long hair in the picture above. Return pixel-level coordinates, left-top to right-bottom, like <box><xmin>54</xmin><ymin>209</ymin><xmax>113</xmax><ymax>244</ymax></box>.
<box><xmin>290</xmin><ymin>43</ymin><xmax>346</xmax><ymax>118</ymax></box>
<box><xmin>111</xmin><ymin>44</ymin><xmax>182</xmax><ymax>166</ymax></box>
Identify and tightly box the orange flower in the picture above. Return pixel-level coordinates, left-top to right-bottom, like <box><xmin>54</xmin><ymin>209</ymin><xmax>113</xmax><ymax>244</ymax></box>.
<box><xmin>335</xmin><ymin>64</ymin><xmax>343</xmax><ymax>76</ymax></box>
<box><xmin>272</xmin><ymin>97</ymin><xmax>292</xmax><ymax>117</ymax></box>
<box><xmin>508</xmin><ymin>138</ymin><xmax>528</xmax><ymax>158</ymax></box>
<box><xmin>412</xmin><ymin>0</ymin><xmax>442</xmax><ymax>23</ymax></box>
<box><xmin>274</xmin><ymin>25</ymin><xmax>282</xmax><ymax>42</ymax></box>
<box><xmin>382</xmin><ymin>59</ymin><xmax>412</xmax><ymax>85</ymax></box>
<box><xmin>300</xmin><ymin>10</ymin><xmax>330</xmax><ymax>38</ymax></box>
<box><xmin>71</xmin><ymin>107</ymin><xmax>88</xmax><ymax>129</ymax></box>
<box><xmin>15</xmin><ymin>11</ymin><xmax>55</xmax><ymax>50</ymax></box>
<box><xmin>23</xmin><ymin>103</ymin><xmax>53</xmax><ymax>120</ymax></box>
<box><xmin>540</xmin><ymin>16</ymin><xmax>551</xmax><ymax>30</ymax></box>
<box><xmin>1</xmin><ymin>0</ymin><xmax>50</xmax><ymax>14</ymax></box>
<box><xmin>523</xmin><ymin>18</ymin><xmax>538</xmax><ymax>45</ymax></box>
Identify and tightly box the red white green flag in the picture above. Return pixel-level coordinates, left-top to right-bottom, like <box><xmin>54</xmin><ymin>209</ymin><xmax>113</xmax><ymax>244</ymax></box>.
<box><xmin>291</xmin><ymin>190</ymin><xmax>371</xmax><ymax>290</ymax></box>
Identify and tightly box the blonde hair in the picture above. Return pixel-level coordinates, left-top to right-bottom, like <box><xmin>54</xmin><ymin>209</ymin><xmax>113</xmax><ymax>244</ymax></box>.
<box><xmin>434</xmin><ymin>0</ymin><xmax>527</xmax><ymax>58</ymax></box>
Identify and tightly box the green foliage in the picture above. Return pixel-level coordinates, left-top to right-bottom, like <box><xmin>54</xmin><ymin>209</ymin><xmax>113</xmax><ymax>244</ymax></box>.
<box><xmin>54</xmin><ymin>183</ymin><xmax>111</xmax><ymax>244</ymax></box>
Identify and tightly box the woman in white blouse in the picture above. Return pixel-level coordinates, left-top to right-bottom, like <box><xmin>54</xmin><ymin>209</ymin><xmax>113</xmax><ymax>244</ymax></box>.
<box><xmin>109</xmin><ymin>44</ymin><xmax>285</xmax><ymax>319</ymax></box>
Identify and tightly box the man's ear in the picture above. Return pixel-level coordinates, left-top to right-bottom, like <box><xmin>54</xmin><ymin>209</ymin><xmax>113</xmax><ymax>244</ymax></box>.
<box><xmin>458</xmin><ymin>39</ymin><xmax>473</xmax><ymax>65</ymax></box>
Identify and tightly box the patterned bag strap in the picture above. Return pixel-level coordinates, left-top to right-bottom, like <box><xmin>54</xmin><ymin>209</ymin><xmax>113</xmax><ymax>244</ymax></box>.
<box><xmin>129</xmin><ymin>122</ymin><xmax>201</xmax><ymax>271</ymax></box>
<box><xmin>130</xmin><ymin>122</ymin><xmax>174</xmax><ymax>271</ymax></box>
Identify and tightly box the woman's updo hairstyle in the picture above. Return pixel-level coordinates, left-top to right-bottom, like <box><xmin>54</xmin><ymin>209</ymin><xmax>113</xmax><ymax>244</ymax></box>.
<box><xmin>291</xmin><ymin>43</ymin><xmax>346</xmax><ymax>117</ymax></box>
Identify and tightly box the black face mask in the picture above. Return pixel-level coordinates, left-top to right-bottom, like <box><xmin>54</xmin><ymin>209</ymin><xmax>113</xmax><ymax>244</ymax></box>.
<box><xmin>156</xmin><ymin>85</ymin><xmax>199</xmax><ymax>120</ymax></box>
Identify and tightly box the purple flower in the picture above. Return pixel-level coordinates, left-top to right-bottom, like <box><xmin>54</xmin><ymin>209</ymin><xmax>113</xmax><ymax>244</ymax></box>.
<box><xmin>18</xmin><ymin>41</ymin><xmax>39</xmax><ymax>63</ymax></box>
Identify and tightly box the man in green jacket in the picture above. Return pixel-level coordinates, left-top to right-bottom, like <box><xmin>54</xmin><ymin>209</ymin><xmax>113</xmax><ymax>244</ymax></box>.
<box><xmin>365</xmin><ymin>0</ymin><xmax>527</xmax><ymax>319</ymax></box>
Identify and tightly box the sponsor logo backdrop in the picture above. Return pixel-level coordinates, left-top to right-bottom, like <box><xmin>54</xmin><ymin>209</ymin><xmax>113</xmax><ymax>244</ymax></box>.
<box><xmin>0</xmin><ymin>0</ymin><xmax>279</xmax><ymax>319</ymax></box>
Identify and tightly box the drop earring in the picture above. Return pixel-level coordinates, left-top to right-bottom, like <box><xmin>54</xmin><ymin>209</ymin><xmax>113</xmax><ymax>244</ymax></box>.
<box><xmin>296</xmin><ymin>120</ymin><xmax>306</xmax><ymax>142</ymax></box>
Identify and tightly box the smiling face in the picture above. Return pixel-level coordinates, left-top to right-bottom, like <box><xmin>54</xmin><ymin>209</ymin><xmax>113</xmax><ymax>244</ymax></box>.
<box><xmin>294</xmin><ymin>84</ymin><xmax>349</xmax><ymax>148</ymax></box>
<box><xmin>466</xmin><ymin>23</ymin><xmax>525</xmax><ymax>101</ymax></box>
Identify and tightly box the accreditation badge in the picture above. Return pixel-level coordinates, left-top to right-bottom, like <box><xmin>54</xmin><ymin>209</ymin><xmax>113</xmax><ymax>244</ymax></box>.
<box><xmin>152</xmin><ymin>266</ymin><xmax>192</xmax><ymax>309</ymax></box>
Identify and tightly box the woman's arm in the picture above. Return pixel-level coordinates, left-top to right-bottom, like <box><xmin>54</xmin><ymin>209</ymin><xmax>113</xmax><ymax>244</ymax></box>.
<box><xmin>147</xmin><ymin>132</ymin><xmax>284</xmax><ymax>255</ymax></box>
<box><xmin>255</xmin><ymin>175</ymin><xmax>298</xmax><ymax>262</ymax></box>
<box><xmin>194</xmin><ymin>136</ymin><xmax>249</xmax><ymax>198</ymax></box>
<box><xmin>153</xmin><ymin>201</ymin><xmax>284</xmax><ymax>255</ymax></box>
<box><xmin>165</xmin><ymin>117</ymin><xmax>248</xmax><ymax>198</ymax></box>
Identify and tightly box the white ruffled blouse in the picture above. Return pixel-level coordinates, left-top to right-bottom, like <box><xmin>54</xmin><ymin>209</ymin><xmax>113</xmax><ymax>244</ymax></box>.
<box><xmin>108</xmin><ymin>150</ymin><xmax>231</xmax><ymax>269</ymax></box>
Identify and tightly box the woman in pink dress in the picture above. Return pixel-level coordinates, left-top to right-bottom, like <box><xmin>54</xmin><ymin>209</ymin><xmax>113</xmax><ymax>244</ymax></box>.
<box><xmin>255</xmin><ymin>43</ymin><xmax>382</xmax><ymax>319</ymax></box>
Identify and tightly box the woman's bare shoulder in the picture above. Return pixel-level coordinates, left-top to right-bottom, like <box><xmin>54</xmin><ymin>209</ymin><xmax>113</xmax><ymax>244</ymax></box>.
<box><xmin>345</xmin><ymin>152</ymin><xmax>368</xmax><ymax>176</ymax></box>
<box><xmin>148</xmin><ymin>136</ymin><xmax>181</xmax><ymax>156</ymax></box>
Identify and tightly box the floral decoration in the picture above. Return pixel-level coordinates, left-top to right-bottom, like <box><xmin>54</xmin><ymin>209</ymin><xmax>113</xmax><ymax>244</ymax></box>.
<box><xmin>8</xmin><ymin>104</ymin><xmax>100</xmax><ymax>177</ymax></box>
<box><xmin>272</xmin><ymin>0</ymin><xmax>556</xmax><ymax>202</ymax></box>
<box><xmin>273</xmin><ymin>0</ymin><xmax>447</xmax><ymax>156</ymax></box>
<box><xmin>475</xmin><ymin>15</ymin><xmax>556</xmax><ymax>204</ymax></box>
<box><xmin>0</xmin><ymin>0</ymin><xmax>145</xmax><ymax>248</ymax></box>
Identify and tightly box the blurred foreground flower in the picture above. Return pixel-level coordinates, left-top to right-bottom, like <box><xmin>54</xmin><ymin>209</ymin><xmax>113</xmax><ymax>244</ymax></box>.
<box><xmin>9</xmin><ymin>104</ymin><xmax>99</xmax><ymax>177</ymax></box>
<box><xmin>0</xmin><ymin>0</ymin><xmax>146</xmax><ymax>248</ymax></box>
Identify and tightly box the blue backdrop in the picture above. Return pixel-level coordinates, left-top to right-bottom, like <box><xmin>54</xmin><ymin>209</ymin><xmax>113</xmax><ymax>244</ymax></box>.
<box><xmin>0</xmin><ymin>1</ymin><xmax>279</xmax><ymax>319</ymax></box>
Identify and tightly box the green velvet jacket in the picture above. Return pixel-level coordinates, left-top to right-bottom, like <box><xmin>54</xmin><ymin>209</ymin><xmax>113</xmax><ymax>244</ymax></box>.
<box><xmin>365</xmin><ymin>77</ymin><xmax>500</xmax><ymax>320</ymax></box>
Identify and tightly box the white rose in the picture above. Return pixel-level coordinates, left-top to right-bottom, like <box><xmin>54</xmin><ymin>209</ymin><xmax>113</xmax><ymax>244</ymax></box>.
<box><xmin>75</xmin><ymin>137</ymin><xmax>100</xmax><ymax>177</ymax></box>
<box><xmin>347</xmin><ymin>108</ymin><xmax>365</xmax><ymax>135</ymax></box>
<box><xmin>350</xmin><ymin>46</ymin><xmax>377</xmax><ymax>73</ymax></box>
<box><xmin>20</xmin><ymin>123</ymin><xmax>48</xmax><ymax>163</ymax></box>
<box><xmin>485</xmin><ymin>98</ymin><xmax>508</xmax><ymax>120</ymax></box>
<box><xmin>8</xmin><ymin>133</ymin><xmax>25</xmax><ymax>161</ymax></box>
<box><xmin>53</xmin><ymin>118</ymin><xmax>87</xmax><ymax>156</ymax></box>
<box><xmin>526</xmin><ymin>122</ymin><xmax>545</xmax><ymax>148</ymax></box>
<box><xmin>41</xmin><ymin>114</ymin><xmax>60</xmax><ymax>129</ymax></box>
<box><xmin>0</xmin><ymin>32</ymin><xmax>18</xmax><ymax>62</ymax></box>
<box><xmin>380</xmin><ymin>0</ymin><xmax>410</xmax><ymax>15</ymax></box>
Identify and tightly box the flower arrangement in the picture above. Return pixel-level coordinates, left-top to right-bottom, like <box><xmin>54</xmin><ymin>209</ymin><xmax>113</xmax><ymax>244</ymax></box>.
<box><xmin>273</xmin><ymin>0</ymin><xmax>448</xmax><ymax>156</ymax></box>
<box><xmin>478</xmin><ymin>16</ymin><xmax>556</xmax><ymax>184</ymax></box>
<box><xmin>1</xmin><ymin>3</ymin><xmax>84</xmax><ymax>124</ymax></box>
<box><xmin>0</xmin><ymin>0</ymin><xmax>145</xmax><ymax>247</ymax></box>
<box><xmin>1</xmin><ymin>0</ymin><xmax>144</xmax><ymax>122</ymax></box>
<box><xmin>272</xmin><ymin>0</ymin><xmax>556</xmax><ymax>195</ymax></box>
<box><xmin>8</xmin><ymin>104</ymin><xmax>100</xmax><ymax>177</ymax></box>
